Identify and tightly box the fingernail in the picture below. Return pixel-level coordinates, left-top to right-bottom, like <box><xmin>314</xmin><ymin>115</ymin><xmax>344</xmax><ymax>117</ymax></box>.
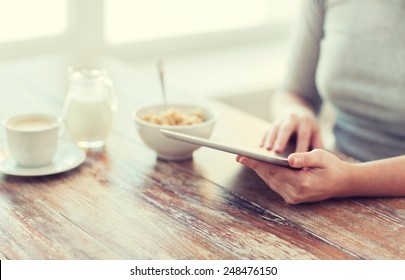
<box><xmin>292</xmin><ymin>156</ymin><xmax>301</xmax><ymax>166</ymax></box>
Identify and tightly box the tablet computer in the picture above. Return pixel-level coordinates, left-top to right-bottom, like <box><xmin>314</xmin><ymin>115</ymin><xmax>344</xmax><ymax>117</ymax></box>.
<box><xmin>160</xmin><ymin>129</ymin><xmax>290</xmax><ymax>167</ymax></box>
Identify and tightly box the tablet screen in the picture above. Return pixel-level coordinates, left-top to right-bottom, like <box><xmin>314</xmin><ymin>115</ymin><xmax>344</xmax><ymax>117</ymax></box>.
<box><xmin>160</xmin><ymin>129</ymin><xmax>290</xmax><ymax>167</ymax></box>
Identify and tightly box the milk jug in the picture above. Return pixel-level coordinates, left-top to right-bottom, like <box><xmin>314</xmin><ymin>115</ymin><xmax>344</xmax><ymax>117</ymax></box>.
<box><xmin>63</xmin><ymin>67</ymin><xmax>118</xmax><ymax>148</ymax></box>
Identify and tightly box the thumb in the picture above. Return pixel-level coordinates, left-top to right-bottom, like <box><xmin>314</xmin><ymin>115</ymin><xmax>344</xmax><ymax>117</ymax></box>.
<box><xmin>288</xmin><ymin>149</ymin><xmax>326</xmax><ymax>168</ymax></box>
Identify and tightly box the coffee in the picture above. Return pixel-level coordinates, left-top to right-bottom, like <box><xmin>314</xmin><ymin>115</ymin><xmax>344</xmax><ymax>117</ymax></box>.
<box><xmin>7</xmin><ymin>116</ymin><xmax>57</xmax><ymax>132</ymax></box>
<box><xmin>2</xmin><ymin>114</ymin><xmax>61</xmax><ymax>167</ymax></box>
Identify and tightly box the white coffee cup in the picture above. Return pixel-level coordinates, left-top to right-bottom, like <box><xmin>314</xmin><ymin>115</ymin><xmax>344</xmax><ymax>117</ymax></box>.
<box><xmin>2</xmin><ymin>114</ymin><xmax>62</xmax><ymax>167</ymax></box>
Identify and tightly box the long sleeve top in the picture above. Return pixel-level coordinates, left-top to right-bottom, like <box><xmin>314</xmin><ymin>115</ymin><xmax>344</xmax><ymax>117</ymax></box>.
<box><xmin>281</xmin><ymin>0</ymin><xmax>405</xmax><ymax>161</ymax></box>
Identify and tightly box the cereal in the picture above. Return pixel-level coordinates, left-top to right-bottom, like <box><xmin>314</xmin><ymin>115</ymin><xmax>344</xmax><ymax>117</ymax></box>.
<box><xmin>141</xmin><ymin>108</ymin><xmax>205</xmax><ymax>126</ymax></box>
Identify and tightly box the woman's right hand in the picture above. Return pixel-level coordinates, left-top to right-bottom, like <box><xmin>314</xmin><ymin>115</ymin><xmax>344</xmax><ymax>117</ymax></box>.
<box><xmin>261</xmin><ymin>110</ymin><xmax>323</xmax><ymax>153</ymax></box>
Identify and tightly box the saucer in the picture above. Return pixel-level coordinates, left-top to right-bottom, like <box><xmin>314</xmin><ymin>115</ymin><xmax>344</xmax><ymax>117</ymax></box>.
<box><xmin>0</xmin><ymin>141</ymin><xmax>86</xmax><ymax>176</ymax></box>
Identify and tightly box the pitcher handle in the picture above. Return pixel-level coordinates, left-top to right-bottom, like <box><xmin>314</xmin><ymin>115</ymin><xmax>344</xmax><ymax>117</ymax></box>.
<box><xmin>103</xmin><ymin>78</ymin><xmax>119</xmax><ymax>111</ymax></box>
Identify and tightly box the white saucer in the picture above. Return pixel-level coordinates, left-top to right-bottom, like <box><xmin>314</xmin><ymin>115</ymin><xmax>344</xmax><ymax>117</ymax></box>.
<box><xmin>0</xmin><ymin>141</ymin><xmax>86</xmax><ymax>176</ymax></box>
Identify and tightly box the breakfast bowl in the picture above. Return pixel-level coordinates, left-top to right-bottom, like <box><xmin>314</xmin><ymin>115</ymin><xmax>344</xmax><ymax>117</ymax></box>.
<box><xmin>132</xmin><ymin>104</ymin><xmax>218</xmax><ymax>160</ymax></box>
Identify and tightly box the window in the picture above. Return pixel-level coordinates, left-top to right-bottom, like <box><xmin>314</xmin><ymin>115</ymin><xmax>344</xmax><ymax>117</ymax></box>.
<box><xmin>104</xmin><ymin>0</ymin><xmax>298</xmax><ymax>45</ymax></box>
<box><xmin>0</xmin><ymin>0</ymin><xmax>299</xmax><ymax>59</ymax></box>
<box><xmin>104</xmin><ymin>0</ymin><xmax>272</xmax><ymax>44</ymax></box>
<box><xmin>0</xmin><ymin>0</ymin><xmax>68</xmax><ymax>44</ymax></box>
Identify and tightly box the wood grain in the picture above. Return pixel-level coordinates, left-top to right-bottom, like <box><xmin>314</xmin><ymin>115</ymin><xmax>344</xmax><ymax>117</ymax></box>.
<box><xmin>0</xmin><ymin>55</ymin><xmax>404</xmax><ymax>259</ymax></box>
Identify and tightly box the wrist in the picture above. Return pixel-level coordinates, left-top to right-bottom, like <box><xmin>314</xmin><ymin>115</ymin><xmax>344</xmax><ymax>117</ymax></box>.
<box><xmin>335</xmin><ymin>161</ymin><xmax>361</xmax><ymax>198</ymax></box>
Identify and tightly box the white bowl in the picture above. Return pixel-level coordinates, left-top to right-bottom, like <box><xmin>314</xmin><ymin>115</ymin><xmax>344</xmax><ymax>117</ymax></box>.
<box><xmin>132</xmin><ymin>104</ymin><xmax>217</xmax><ymax>160</ymax></box>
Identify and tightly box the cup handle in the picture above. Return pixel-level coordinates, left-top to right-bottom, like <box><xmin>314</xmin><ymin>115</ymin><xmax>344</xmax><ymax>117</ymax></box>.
<box><xmin>103</xmin><ymin>78</ymin><xmax>118</xmax><ymax>111</ymax></box>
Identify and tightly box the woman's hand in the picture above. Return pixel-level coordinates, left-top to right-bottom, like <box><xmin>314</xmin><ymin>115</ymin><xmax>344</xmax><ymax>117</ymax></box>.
<box><xmin>262</xmin><ymin>111</ymin><xmax>323</xmax><ymax>153</ymax></box>
<box><xmin>236</xmin><ymin>149</ymin><xmax>353</xmax><ymax>204</ymax></box>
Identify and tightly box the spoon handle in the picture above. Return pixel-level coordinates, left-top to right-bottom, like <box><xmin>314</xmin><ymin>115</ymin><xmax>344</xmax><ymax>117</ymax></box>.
<box><xmin>157</xmin><ymin>59</ymin><xmax>167</xmax><ymax>105</ymax></box>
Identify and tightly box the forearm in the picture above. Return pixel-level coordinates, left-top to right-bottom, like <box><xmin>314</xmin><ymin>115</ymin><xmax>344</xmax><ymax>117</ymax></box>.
<box><xmin>342</xmin><ymin>156</ymin><xmax>405</xmax><ymax>197</ymax></box>
<box><xmin>270</xmin><ymin>91</ymin><xmax>316</xmax><ymax>120</ymax></box>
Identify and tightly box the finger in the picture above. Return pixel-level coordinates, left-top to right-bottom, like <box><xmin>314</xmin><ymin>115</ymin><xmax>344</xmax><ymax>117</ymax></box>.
<box><xmin>260</xmin><ymin>123</ymin><xmax>279</xmax><ymax>150</ymax></box>
<box><xmin>296</xmin><ymin>123</ymin><xmax>311</xmax><ymax>153</ymax></box>
<box><xmin>239</xmin><ymin>157</ymin><xmax>299</xmax><ymax>198</ymax></box>
<box><xmin>288</xmin><ymin>149</ymin><xmax>327</xmax><ymax>168</ymax></box>
<box><xmin>260</xmin><ymin>128</ymin><xmax>273</xmax><ymax>148</ymax></box>
<box><xmin>265</xmin><ymin>126</ymin><xmax>278</xmax><ymax>150</ymax></box>
<box><xmin>274</xmin><ymin>118</ymin><xmax>297</xmax><ymax>153</ymax></box>
<box><xmin>260</xmin><ymin>130</ymin><xmax>268</xmax><ymax>147</ymax></box>
<box><xmin>237</xmin><ymin>156</ymin><xmax>278</xmax><ymax>175</ymax></box>
<box><xmin>310</xmin><ymin>127</ymin><xmax>324</xmax><ymax>149</ymax></box>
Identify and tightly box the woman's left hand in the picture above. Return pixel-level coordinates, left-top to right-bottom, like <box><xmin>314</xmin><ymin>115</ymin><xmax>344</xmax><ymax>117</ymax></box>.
<box><xmin>236</xmin><ymin>149</ymin><xmax>353</xmax><ymax>204</ymax></box>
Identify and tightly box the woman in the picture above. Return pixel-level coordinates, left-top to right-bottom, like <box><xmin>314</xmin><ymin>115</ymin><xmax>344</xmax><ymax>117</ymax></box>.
<box><xmin>237</xmin><ymin>0</ymin><xmax>405</xmax><ymax>204</ymax></box>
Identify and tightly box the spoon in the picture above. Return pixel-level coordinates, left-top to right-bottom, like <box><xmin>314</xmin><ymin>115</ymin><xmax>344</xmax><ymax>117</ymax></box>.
<box><xmin>157</xmin><ymin>59</ymin><xmax>167</xmax><ymax>106</ymax></box>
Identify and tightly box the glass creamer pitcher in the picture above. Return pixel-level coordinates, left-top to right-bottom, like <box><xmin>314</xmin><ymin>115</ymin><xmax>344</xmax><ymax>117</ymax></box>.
<box><xmin>63</xmin><ymin>67</ymin><xmax>118</xmax><ymax>149</ymax></box>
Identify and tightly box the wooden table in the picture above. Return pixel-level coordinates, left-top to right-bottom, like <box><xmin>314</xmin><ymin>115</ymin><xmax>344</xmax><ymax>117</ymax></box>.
<box><xmin>0</xmin><ymin>55</ymin><xmax>404</xmax><ymax>260</ymax></box>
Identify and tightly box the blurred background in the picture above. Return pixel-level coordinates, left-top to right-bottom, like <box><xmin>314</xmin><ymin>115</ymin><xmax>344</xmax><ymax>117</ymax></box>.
<box><xmin>0</xmin><ymin>0</ymin><xmax>300</xmax><ymax>120</ymax></box>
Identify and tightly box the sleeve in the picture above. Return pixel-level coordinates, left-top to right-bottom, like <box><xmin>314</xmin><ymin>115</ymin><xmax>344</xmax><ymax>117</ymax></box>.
<box><xmin>280</xmin><ymin>0</ymin><xmax>325</xmax><ymax>113</ymax></box>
